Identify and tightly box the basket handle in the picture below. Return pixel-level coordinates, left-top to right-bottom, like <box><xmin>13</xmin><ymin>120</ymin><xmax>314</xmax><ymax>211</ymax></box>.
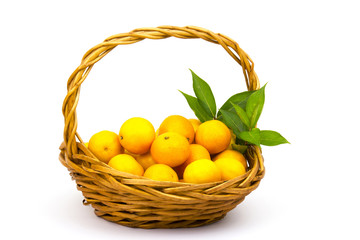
<box><xmin>62</xmin><ymin>25</ymin><xmax>260</xmax><ymax>157</ymax></box>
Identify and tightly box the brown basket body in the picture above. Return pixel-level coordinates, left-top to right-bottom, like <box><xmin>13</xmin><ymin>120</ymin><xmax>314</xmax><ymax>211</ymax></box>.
<box><xmin>59</xmin><ymin>26</ymin><xmax>265</xmax><ymax>229</ymax></box>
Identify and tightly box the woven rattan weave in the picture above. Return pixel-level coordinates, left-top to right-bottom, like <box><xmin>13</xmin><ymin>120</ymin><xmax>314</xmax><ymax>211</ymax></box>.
<box><xmin>59</xmin><ymin>26</ymin><xmax>265</xmax><ymax>229</ymax></box>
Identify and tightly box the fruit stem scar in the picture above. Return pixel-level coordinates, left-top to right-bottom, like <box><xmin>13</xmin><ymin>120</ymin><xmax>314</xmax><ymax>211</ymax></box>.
<box><xmin>120</xmin><ymin>136</ymin><xmax>123</xmax><ymax>140</ymax></box>
<box><xmin>164</xmin><ymin>136</ymin><xmax>169</xmax><ymax>140</ymax></box>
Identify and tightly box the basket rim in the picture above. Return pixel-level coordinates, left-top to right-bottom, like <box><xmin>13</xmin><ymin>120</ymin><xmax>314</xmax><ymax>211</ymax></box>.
<box><xmin>59</xmin><ymin>140</ymin><xmax>264</xmax><ymax>188</ymax></box>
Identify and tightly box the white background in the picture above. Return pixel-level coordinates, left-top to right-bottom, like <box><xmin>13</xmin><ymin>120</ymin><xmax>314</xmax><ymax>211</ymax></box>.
<box><xmin>1</xmin><ymin>0</ymin><xmax>359</xmax><ymax>239</ymax></box>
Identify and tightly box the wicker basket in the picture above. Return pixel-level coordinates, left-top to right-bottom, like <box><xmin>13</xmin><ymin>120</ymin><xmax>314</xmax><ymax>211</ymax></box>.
<box><xmin>59</xmin><ymin>26</ymin><xmax>265</xmax><ymax>229</ymax></box>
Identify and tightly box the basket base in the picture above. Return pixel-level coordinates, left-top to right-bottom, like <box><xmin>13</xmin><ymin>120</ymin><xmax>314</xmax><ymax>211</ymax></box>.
<box><xmin>59</xmin><ymin>142</ymin><xmax>264</xmax><ymax>229</ymax></box>
<box><xmin>94</xmin><ymin>209</ymin><xmax>227</xmax><ymax>229</ymax></box>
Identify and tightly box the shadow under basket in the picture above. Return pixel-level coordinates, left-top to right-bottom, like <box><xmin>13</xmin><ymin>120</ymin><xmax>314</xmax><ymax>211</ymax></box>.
<box><xmin>59</xmin><ymin>26</ymin><xmax>265</xmax><ymax>229</ymax></box>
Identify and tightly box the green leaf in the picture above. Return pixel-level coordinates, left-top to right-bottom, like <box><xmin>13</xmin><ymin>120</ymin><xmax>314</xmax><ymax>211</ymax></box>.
<box><xmin>179</xmin><ymin>90</ymin><xmax>213</xmax><ymax>122</ymax></box>
<box><xmin>235</xmin><ymin>137</ymin><xmax>246</xmax><ymax>145</ymax></box>
<box><xmin>217</xmin><ymin>91</ymin><xmax>253</xmax><ymax>120</ymax></box>
<box><xmin>260</xmin><ymin>130</ymin><xmax>290</xmax><ymax>146</ymax></box>
<box><xmin>246</xmin><ymin>83</ymin><xmax>267</xmax><ymax>128</ymax></box>
<box><xmin>190</xmin><ymin>69</ymin><xmax>217</xmax><ymax>118</ymax></box>
<box><xmin>239</xmin><ymin>128</ymin><xmax>261</xmax><ymax>146</ymax></box>
<box><xmin>231</xmin><ymin>144</ymin><xmax>248</xmax><ymax>154</ymax></box>
<box><xmin>219</xmin><ymin>109</ymin><xmax>247</xmax><ymax>137</ymax></box>
<box><xmin>231</xmin><ymin>102</ymin><xmax>250</xmax><ymax>129</ymax></box>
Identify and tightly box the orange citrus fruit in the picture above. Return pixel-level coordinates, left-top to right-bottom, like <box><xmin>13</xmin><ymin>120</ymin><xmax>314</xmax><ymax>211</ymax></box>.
<box><xmin>213</xmin><ymin>149</ymin><xmax>247</xmax><ymax>170</ymax></box>
<box><xmin>119</xmin><ymin>117</ymin><xmax>155</xmax><ymax>154</ymax></box>
<box><xmin>144</xmin><ymin>164</ymin><xmax>179</xmax><ymax>182</ymax></box>
<box><xmin>214</xmin><ymin>158</ymin><xmax>246</xmax><ymax>180</ymax></box>
<box><xmin>188</xmin><ymin>118</ymin><xmax>201</xmax><ymax>133</ymax></box>
<box><xmin>158</xmin><ymin>115</ymin><xmax>195</xmax><ymax>143</ymax></box>
<box><xmin>226</xmin><ymin>131</ymin><xmax>236</xmax><ymax>150</ymax></box>
<box><xmin>124</xmin><ymin>149</ymin><xmax>140</xmax><ymax>159</ymax></box>
<box><xmin>108</xmin><ymin>154</ymin><xmax>144</xmax><ymax>176</ymax></box>
<box><xmin>195</xmin><ymin>120</ymin><xmax>231</xmax><ymax>154</ymax></box>
<box><xmin>88</xmin><ymin>130</ymin><xmax>123</xmax><ymax>164</ymax></box>
<box><xmin>150</xmin><ymin>132</ymin><xmax>190</xmax><ymax>167</ymax></box>
<box><xmin>174</xmin><ymin>144</ymin><xmax>211</xmax><ymax>179</ymax></box>
<box><xmin>136</xmin><ymin>152</ymin><xmax>156</xmax><ymax>170</ymax></box>
<box><xmin>183</xmin><ymin>159</ymin><xmax>221</xmax><ymax>184</ymax></box>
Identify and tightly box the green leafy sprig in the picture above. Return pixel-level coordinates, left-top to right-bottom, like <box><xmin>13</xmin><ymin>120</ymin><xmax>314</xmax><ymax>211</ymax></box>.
<box><xmin>180</xmin><ymin>69</ymin><xmax>289</xmax><ymax>150</ymax></box>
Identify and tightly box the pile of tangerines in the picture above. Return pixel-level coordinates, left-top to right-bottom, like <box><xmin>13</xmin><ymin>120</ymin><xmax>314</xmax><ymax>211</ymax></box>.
<box><xmin>87</xmin><ymin>115</ymin><xmax>247</xmax><ymax>184</ymax></box>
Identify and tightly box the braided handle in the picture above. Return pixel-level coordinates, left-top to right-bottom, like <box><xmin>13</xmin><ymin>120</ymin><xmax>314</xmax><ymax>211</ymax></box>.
<box><xmin>62</xmin><ymin>25</ymin><xmax>260</xmax><ymax>157</ymax></box>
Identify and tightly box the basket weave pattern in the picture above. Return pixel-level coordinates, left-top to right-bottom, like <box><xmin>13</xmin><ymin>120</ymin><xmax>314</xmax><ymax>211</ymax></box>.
<box><xmin>59</xmin><ymin>26</ymin><xmax>265</xmax><ymax>229</ymax></box>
